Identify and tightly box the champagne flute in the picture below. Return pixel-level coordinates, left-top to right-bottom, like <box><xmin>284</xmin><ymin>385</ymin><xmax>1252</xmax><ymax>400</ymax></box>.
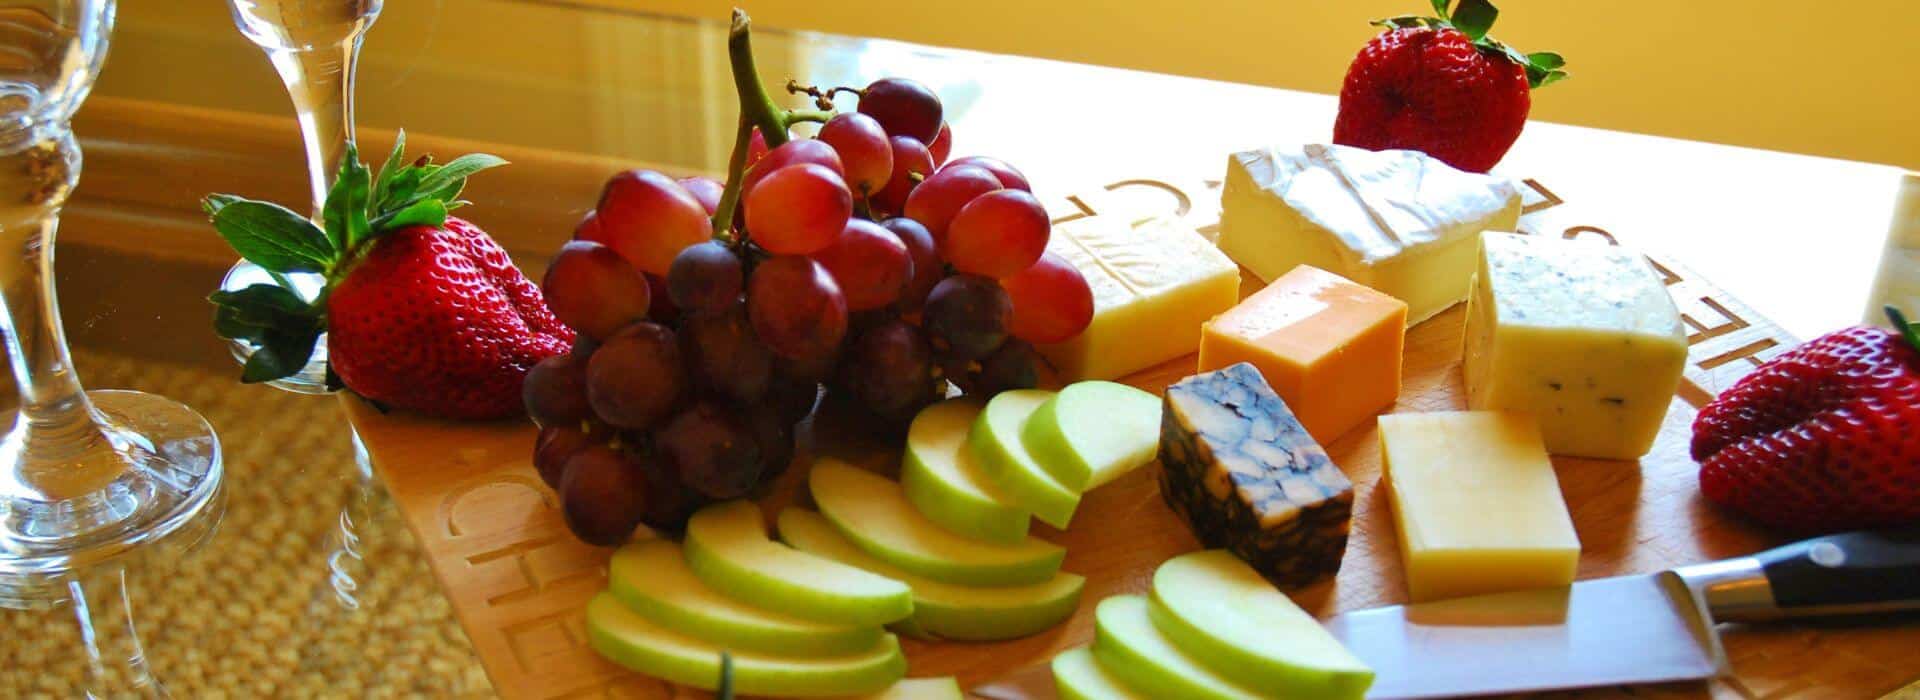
<box><xmin>1</xmin><ymin>3</ymin><xmax>225</xmax><ymax>692</ymax></box>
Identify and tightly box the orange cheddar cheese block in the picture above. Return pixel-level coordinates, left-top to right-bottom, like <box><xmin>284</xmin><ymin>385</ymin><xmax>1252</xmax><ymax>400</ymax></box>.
<box><xmin>1198</xmin><ymin>265</ymin><xmax>1406</xmax><ymax>444</ymax></box>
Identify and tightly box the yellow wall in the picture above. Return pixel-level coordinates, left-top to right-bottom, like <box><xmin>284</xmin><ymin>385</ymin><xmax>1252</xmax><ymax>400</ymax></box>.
<box><xmin>631</xmin><ymin>0</ymin><xmax>1920</xmax><ymax>169</ymax></box>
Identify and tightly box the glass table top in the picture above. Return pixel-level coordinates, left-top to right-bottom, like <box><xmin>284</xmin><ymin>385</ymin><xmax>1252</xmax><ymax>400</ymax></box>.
<box><xmin>3</xmin><ymin>1</ymin><xmax>1915</xmax><ymax>697</ymax></box>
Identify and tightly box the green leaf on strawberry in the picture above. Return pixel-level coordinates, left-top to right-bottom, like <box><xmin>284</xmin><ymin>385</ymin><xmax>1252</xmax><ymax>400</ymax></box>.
<box><xmin>1887</xmin><ymin>305</ymin><xmax>1920</xmax><ymax>354</ymax></box>
<box><xmin>1448</xmin><ymin>0</ymin><xmax>1497</xmax><ymax>41</ymax></box>
<box><xmin>1374</xmin><ymin>0</ymin><xmax>1568</xmax><ymax>89</ymax></box>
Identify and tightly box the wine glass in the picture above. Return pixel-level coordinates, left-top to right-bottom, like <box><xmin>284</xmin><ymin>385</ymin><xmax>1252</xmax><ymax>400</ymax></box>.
<box><xmin>0</xmin><ymin>0</ymin><xmax>224</xmax><ymax>610</ymax></box>
<box><xmin>220</xmin><ymin>0</ymin><xmax>383</xmax><ymax>394</ymax></box>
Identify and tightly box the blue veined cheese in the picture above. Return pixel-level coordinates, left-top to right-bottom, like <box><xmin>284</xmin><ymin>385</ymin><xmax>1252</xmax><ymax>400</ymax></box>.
<box><xmin>1462</xmin><ymin>232</ymin><xmax>1687</xmax><ymax>460</ymax></box>
<box><xmin>1158</xmin><ymin>362</ymin><xmax>1353</xmax><ymax>586</ymax></box>
<box><xmin>1219</xmin><ymin>143</ymin><xmax>1522</xmax><ymax>325</ymax></box>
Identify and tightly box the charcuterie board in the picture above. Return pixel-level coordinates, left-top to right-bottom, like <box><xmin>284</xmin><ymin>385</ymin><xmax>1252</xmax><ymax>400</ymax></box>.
<box><xmin>342</xmin><ymin>173</ymin><xmax>1919</xmax><ymax>700</ymax></box>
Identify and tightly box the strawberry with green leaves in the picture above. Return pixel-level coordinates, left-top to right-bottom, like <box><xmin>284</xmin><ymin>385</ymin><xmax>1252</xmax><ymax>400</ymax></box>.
<box><xmin>206</xmin><ymin>134</ymin><xmax>573</xmax><ymax>420</ymax></box>
<box><xmin>1333</xmin><ymin>0</ymin><xmax>1567</xmax><ymax>173</ymax></box>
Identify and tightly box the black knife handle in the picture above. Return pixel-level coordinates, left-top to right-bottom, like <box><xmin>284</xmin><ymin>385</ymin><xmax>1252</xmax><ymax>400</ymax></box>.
<box><xmin>1754</xmin><ymin>526</ymin><xmax>1920</xmax><ymax>616</ymax></box>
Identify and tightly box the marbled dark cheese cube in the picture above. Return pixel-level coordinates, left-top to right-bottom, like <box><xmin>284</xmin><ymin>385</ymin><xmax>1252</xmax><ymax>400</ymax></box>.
<box><xmin>1158</xmin><ymin>362</ymin><xmax>1354</xmax><ymax>587</ymax></box>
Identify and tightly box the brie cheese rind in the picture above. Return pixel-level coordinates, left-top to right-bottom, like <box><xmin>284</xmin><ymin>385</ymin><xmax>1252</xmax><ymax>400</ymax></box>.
<box><xmin>1220</xmin><ymin>143</ymin><xmax>1522</xmax><ymax>325</ymax></box>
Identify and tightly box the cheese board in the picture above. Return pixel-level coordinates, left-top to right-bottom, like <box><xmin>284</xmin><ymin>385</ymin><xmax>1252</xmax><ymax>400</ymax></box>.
<box><xmin>341</xmin><ymin>170</ymin><xmax>1920</xmax><ymax>699</ymax></box>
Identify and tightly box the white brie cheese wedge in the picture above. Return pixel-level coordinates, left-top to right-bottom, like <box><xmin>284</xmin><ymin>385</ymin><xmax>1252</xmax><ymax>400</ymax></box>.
<box><xmin>1219</xmin><ymin>143</ymin><xmax>1522</xmax><ymax>325</ymax></box>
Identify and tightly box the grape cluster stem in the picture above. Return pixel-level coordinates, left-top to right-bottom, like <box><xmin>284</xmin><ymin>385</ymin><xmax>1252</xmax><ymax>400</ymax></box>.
<box><xmin>712</xmin><ymin>9</ymin><xmax>838</xmax><ymax>240</ymax></box>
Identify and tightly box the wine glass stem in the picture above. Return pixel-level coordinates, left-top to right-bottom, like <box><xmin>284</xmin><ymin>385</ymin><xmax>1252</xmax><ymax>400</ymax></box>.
<box><xmin>0</xmin><ymin>129</ymin><xmax>113</xmax><ymax>501</ymax></box>
<box><xmin>264</xmin><ymin>32</ymin><xmax>366</xmax><ymax>217</ymax></box>
<box><xmin>68</xmin><ymin>564</ymin><xmax>167</xmax><ymax>699</ymax></box>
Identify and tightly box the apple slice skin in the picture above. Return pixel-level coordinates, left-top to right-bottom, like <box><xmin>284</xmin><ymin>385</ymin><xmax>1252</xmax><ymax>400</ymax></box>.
<box><xmin>778</xmin><ymin>508</ymin><xmax>1084</xmax><ymax>642</ymax></box>
<box><xmin>1022</xmin><ymin>381</ymin><xmax>1162</xmax><ymax>491</ymax></box>
<box><xmin>1092</xmin><ymin>596</ymin><xmax>1262</xmax><ymax>700</ymax></box>
<box><xmin>844</xmin><ymin>676</ymin><xmax>964</xmax><ymax>700</ymax></box>
<box><xmin>902</xmin><ymin>399</ymin><xmax>1030</xmax><ymax>544</ymax></box>
<box><xmin>970</xmin><ymin>389</ymin><xmax>1080</xmax><ymax>528</ymax></box>
<box><xmin>811</xmin><ymin>459</ymin><xmax>1064</xmax><ymax>586</ymax></box>
<box><xmin>1052</xmin><ymin>646</ymin><xmax>1150</xmax><ymax>700</ymax></box>
<box><xmin>608</xmin><ymin>539</ymin><xmax>881</xmax><ymax>657</ymax></box>
<box><xmin>684</xmin><ymin>501</ymin><xmax>913</xmax><ymax>627</ymax></box>
<box><xmin>586</xmin><ymin>593</ymin><xmax>906</xmax><ymax>697</ymax></box>
<box><xmin>1151</xmin><ymin>550</ymin><xmax>1373</xmax><ymax>700</ymax></box>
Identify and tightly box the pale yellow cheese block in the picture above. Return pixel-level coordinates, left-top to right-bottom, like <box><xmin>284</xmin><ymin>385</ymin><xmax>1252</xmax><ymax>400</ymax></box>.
<box><xmin>1378</xmin><ymin>412</ymin><xmax>1581</xmax><ymax>603</ymax></box>
<box><xmin>1037</xmin><ymin>216</ymin><xmax>1240</xmax><ymax>381</ymax></box>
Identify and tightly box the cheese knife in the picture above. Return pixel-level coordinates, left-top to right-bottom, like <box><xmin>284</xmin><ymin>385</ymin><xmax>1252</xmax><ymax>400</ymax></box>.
<box><xmin>969</xmin><ymin>527</ymin><xmax>1920</xmax><ymax>699</ymax></box>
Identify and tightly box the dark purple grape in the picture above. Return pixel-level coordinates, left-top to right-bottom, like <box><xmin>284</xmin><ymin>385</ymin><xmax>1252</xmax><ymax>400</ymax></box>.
<box><xmin>859</xmin><ymin>78</ymin><xmax>943</xmax><ymax>143</ymax></box>
<box><xmin>571</xmin><ymin>333</ymin><xmax>601</xmax><ymax>361</ymax></box>
<box><xmin>747</xmin><ymin>256</ymin><xmax>848</xmax><ymax>364</ymax></box>
<box><xmin>542</xmin><ymin>240</ymin><xmax>651</xmax><ymax>341</ymax></box>
<box><xmin>839</xmin><ymin>320</ymin><xmax>937</xmax><ymax>418</ymax></box>
<box><xmin>924</xmin><ymin>274</ymin><xmax>1012</xmax><ymax>360</ymax></box>
<box><xmin>644</xmin><ymin>272</ymin><xmax>679</xmax><ymax>324</ymax></box>
<box><xmin>523</xmin><ymin>353</ymin><xmax>591</xmax><ymax>428</ymax></box>
<box><xmin>681</xmin><ymin>304</ymin><xmax>773</xmax><ymax>404</ymax></box>
<box><xmin>976</xmin><ymin>339</ymin><xmax>1041</xmax><ymax>394</ymax></box>
<box><xmin>657</xmin><ymin>402</ymin><xmax>762</xmax><ymax>500</ymax></box>
<box><xmin>586</xmin><ymin>322</ymin><xmax>685</xmax><ymax>430</ymax></box>
<box><xmin>626</xmin><ymin>447</ymin><xmax>698</xmax><ymax>534</ymax></box>
<box><xmin>534</xmin><ymin>424</ymin><xmax>596</xmax><ymax>489</ymax></box>
<box><xmin>880</xmin><ymin>218</ymin><xmax>940</xmax><ymax>311</ymax></box>
<box><xmin>559</xmin><ymin>444</ymin><xmax>648</xmax><ymax>546</ymax></box>
<box><xmin>767</xmin><ymin>371</ymin><xmax>822</xmax><ymax>426</ymax></box>
<box><xmin>743</xmin><ymin>403</ymin><xmax>796</xmax><ymax>486</ymax></box>
<box><xmin>666</xmin><ymin>241</ymin><xmax>744</xmax><ymax>317</ymax></box>
<box><xmin>935</xmin><ymin>353</ymin><xmax>980</xmax><ymax>395</ymax></box>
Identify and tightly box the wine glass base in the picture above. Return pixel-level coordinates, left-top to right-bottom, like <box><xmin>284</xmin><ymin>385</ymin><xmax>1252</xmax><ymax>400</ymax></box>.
<box><xmin>220</xmin><ymin>259</ymin><xmax>333</xmax><ymax>395</ymax></box>
<box><xmin>0</xmin><ymin>391</ymin><xmax>225</xmax><ymax>609</ymax></box>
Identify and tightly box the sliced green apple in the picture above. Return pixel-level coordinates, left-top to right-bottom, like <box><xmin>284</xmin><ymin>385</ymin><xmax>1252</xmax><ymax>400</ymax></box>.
<box><xmin>683</xmin><ymin>500</ymin><xmax>912</xmax><ymax>626</ymax></box>
<box><xmin>1022</xmin><ymin>381</ymin><xmax>1162</xmax><ymax>491</ymax></box>
<box><xmin>841</xmin><ymin>676</ymin><xmax>964</xmax><ymax>700</ymax></box>
<box><xmin>607</xmin><ymin>539</ymin><xmax>881</xmax><ymax>657</ymax></box>
<box><xmin>586</xmin><ymin>592</ymin><xmax>905</xmax><ymax>697</ymax></box>
<box><xmin>1091</xmin><ymin>595</ymin><xmax>1261</xmax><ymax>700</ymax></box>
<box><xmin>778</xmin><ymin>508</ymin><xmax>1083</xmax><ymax>641</ymax></box>
<box><xmin>1150</xmin><ymin>550</ymin><xmax>1373</xmax><ymax>699</ymax></box>
<box><xmin>902</xmin><ymin>399</ymin><xmax>1031</xmax><ymax>544</ymax></box>
<box><xmin>970</xmin><ymin>389</ymin><xmax>1079</xmax><ymax>528</ymax></box>
<box><xmin>1052</xmin><ymin>646</ymin><xmax>1149</xmax><ymax>700</ymax></box>
<box><xmin>812</xmin><ymin>459</ymin><xmax>1064</xmax><ymax>586</ymax></box>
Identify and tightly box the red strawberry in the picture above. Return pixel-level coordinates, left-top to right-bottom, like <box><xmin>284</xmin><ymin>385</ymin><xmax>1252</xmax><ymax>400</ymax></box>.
<box><xmin>206</xmin><ymin>133</ymin><xmax>572</xmax><ymax>419</ymax></box>
<box><xmin>1692</xmin><ymin>309</ymin><xmax>1920</xmax><ymax>534</ymax></box>
<box><xmin>1332</xmin><ymin>0</ymin><xmax>1567</xmax><ymax>173</ymax></box>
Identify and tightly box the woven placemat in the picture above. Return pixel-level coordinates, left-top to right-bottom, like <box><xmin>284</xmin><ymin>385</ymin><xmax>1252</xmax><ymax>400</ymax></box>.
<box><xmin>0</xmin><ymin>351</ymin><xmax>492</xmax><ymax>698</ymax></box>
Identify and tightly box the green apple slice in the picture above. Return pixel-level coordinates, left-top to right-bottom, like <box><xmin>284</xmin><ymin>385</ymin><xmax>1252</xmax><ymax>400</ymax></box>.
<box><xmin>812</xmin><ymin>459</ymin><xmax>1064</xmax><ymax>586</ymax></box>
<box><xmin>1052</xmin><ymin>646</ymin><xmax>1149</xmax><ymax>700</ymax></box>
<box><xmin>903</xmin><ymin>399</ymin><xmax>1031</xmax><ymax>544</ymax></box>
<box><xmin>684</xmin><ymin>500</ymin><xmax>912</xmax><ymax>626</ymax></box>
<box><xmin>1091</xmin><ymin>595</ymin><xmax>1261</xmax><ymax>700</ymax></box>
<box><xmin>1022</xmin><ymin>381</ymin><xmax>1163</xmax><ymax>491</ymax></box>
<box><xmin>843</xmin><ymin>677</ymin><xmax>964</xmax><ymax>699</ymax></box>
<box><xmin>970</xmin><ymin>389</ymin><xmax>1080</xmax><ymax>528</ymax></box>
<box><xmin>1150</xmin><ymin>550</ymin><xmax>1373</xmax><ymax>699</ymax></box>
<box><xmin>586</xmin><ymin>592</ymin><xmax>905</xmax><ymax>697</ymax></box>
<box><xmin>778</xmin><ymin>508</ymin><xmax>1084</xmax><ymax>641</ymax></box>
<box><xmin>607</xmin><ymin>539</ymin><xmax>881</xmax><ymax>657</ymax></box>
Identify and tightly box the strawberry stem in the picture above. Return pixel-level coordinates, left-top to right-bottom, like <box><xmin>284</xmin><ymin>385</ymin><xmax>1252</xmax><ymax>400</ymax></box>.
<box><xmin>1887</xmin><ymin>305</ymin><xmax>1920</xmax><ymax>353</ymax></box>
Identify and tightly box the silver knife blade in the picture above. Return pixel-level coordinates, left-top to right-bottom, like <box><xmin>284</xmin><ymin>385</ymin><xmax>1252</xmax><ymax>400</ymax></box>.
<box><xmin>1327</xmin><ymin>571</ymin><xmax>1728</xmax><ymax>698</ymax></box>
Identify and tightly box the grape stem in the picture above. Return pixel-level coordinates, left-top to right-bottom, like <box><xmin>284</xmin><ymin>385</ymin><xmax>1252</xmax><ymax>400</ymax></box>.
<box><xmin>712</xmin><ymin>10</ymin><xmax>837</xmax><ymax>242</ymax></box>
<box><xmin>710</xmin><ymin>116</ymin><xmax>753</xmax><ymax>238</ymax></box>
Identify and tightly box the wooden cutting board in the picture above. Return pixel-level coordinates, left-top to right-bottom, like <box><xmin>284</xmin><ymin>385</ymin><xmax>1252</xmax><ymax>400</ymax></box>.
<box><xmin>342</xmin><ymin>175</ymin><xmax>1920</xmax><ymax>700</ymax></box>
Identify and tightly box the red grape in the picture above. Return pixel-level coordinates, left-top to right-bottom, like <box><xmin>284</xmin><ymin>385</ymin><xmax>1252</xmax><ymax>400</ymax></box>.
<box><xmin>924</xmin><ymin>274</ymin><xmax>1011</xmax><ymax>359</ymax></box>
<box><xmin>903</xmin><ymin>165</ymin><xmax>1001</xmax><ymax>241</ymax></box>
<box><xmin>928</xmin><ymin>122</ymin><xmax>952</xmax><ymax>165</ymax></box>
<box><xmin>666</xmin><ymin>241</ymin><xmax>744</xmax><ymax>316</ymax></box>
<box><xmin>741</xmin><ymin>138</ymin><xmax>844</xmax><ymax>199</ymax></box>
<box><xmin>559</xmin><ymin>444</ymin><xmax>648</xmax><ymax>546</ymax></box>
<box><xmin>644</xmin><ymin>273</ymin><xmax>679</xmax><ymax>323</ymax></box>
<box><xmin>859</xmin><ymin>77</ymin><xmax>943</xmax><ymax>143</ymax></box>
<box><xmin>542</xmin><ymin>240</ymin><xmax>652</xmax><ymax>341</ymax></box>
<box><xmin>946</xmin><ymin>156</ymin><xmax>1031</xmax><ymax>193</ymax></box>
<box><xmin>743</xmin><ymin>403</ymin><xmax>796</xmax><ymax>484</ymax></box>
<box><xmin>682</xmin><ymin>304</ymin><xmax>773</xmax><ymax>404</ymax></box>
<box><xmin>811</xmin><ymin>219</ymin><xmax>912</xmax><ymax>311</ymax></box>
<box><xmin>589</xmin><ymin>169</ymin><xmax>713</xmax><ymax>276</ymax></box>
<box><xmin>817</xmin><ymin>112</ymin><xmax>893</xmax><ymax>196</ymax></box>
<box><xmin>586</xmin><ymin>322</ymin><xmax>685</xmax><ymax>430</ymax></box>
<box><xmin>1002</xmin><ymin>251</ymin><xmax>1095</xmax><ymax>344</ymax></box>
<box><xmin>840</xmin><ymin>320</ymin><xmax>937</xmax><ymax>418</ymax></box>
<box><xmin>748</xmin><ymin>256</ymin><xmax>848</xmax><ymax>362</ymax></box>
<box><xmin>746</xmin><ymin>127</ymin><xmax>770</xmax><ymax>168</ymax></box>
<box><xmin>523</xmin><ymin>352</ymin><xmax>591</xmax><ymax>428</ymax></box>
<box><xmin>943</xmin><ymin>189</ymin><xmax>1050</xmax><ymax>278</ymax></box>
<box><xmin>574</xmin><ymin>210</ymin><xmax>602</xmax><ymax>240</ymax></box>
<box><xmin>534</xmin><ymin>424</ymin><xmax>596</xmax><ymax>489</ymax></box>
<box><xmin>881</xmin><ymin>217</ymin><xmax>941</xmax><ymax>311</ymax></box>
<box><xmin>745</xmin><ymin>163</ymin><xmax>853</xmax><ymax>255</ymax></box>
<box><xmin>872</xmin><ymin>136</ymin><xmax>934</xmax><ymax>216</ymax></box>
<box><xmin>629</xmin><ymin>447</ymin><xmax>698</xmax><ymax>533</ymax></box>
<box><xmin>678</xmin><ymin>176</ymin><xmax>724</xmax><ymax>216</ymax></box>
<box><xmin>976</xmin><ymin>339</ymin><xmax>1041</xmax><ymax>394</ymax></box>
<box><xmin>658</xmin><ymin>401</ymin><xmax>762</xmax><ymax>500</ymax></box>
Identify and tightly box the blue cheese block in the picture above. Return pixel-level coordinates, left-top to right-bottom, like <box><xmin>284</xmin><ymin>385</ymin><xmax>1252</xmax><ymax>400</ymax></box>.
<box><xmin>1158</xmin><ymin>363</ymin><xmax>1354</xmax><ymax>587</ymax></box>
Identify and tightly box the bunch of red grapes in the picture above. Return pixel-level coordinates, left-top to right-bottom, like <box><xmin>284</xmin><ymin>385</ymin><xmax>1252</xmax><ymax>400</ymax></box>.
<box><xmin>522</xmin><ymin>77</ymin><xmax>1095</xmax><ymax>544</ymax></box>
